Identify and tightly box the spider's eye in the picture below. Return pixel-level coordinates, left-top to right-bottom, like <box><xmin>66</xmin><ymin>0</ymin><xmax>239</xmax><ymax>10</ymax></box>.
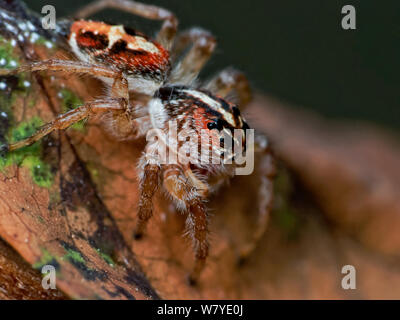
<box><xmin>207</xmin><ymin>122</ymin><xmax>217</xmax><ymax>130</ymax></box>
<box><xmin>207</xmin><ymin>119</ymin><xmax>224</xmax><ymax>131</ymax></box>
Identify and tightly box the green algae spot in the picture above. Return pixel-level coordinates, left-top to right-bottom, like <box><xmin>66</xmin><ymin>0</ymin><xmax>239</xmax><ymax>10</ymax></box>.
<box><xmin>0</xmin><ymin>91</ymin><xmax>14</xmax><ymax>122</ymax></box>
<box><xmin>32</xmin><ymin>248</ymin><xmax>58</xmax><ymax>270</ymax></box>
<box><xmin>0</xmin><ymin>38</ymin><xmax>52</xmax><ymax>187</ymax></box>
<box><xmin>62</xmin><ymin>248</ymin><xmax>85</xmax><ymax>264</ymax></box>
<box><xmin>59</xmin><ymin>89</ymin><xmax>86</xmax><ymax>132</ymax></box>
<box><xmin>60</xmin><ymin>88</ymin><xmax>82</xmax><ymax>112</ymax></box>
<box><xmin>0</xmin><ymin>38</ymin><xmax>52</xmax><ymax>188</ymax></box>
<box><xmin>96</xmin><ymin>248</ymin><xmax>115</xmax><ymax>267</ymax></box>
<box><xmin>34</xmin><ymin>36</ymin><xmax>56</xmax><ymax>51</ymax></box>
<box><xmin>0</xmin><ymin>117</ymin><xmax>54</xmax><ymax>188</ymax></box>
<box><xmin>27</xmin><ymin>98</ymin><xmax>36</xmax><ymax>109</ymax></box>
<box><xmin>89</xmin><ymin>166</ymin><xmax>99</xmax><ymax>179</ymax></box>
<box><xmin>86</xmin><ymin>162</ymin><xmax>102</xmax><ymax>187</ymax></box>
<box><xmin>49</xmin><ymin>191</ymin><xmax>61</xmax><ymax>209</ymax></box>
<box><xmin>61</xmin><ymin>244</ymin><xmax>108</xmax><ymax>281</ymax></box>
<box><xmin>29</xmin><ymin>158</ymin><xmax>53</xmax><ymax>188</ymax></box>
<box><xmin>0</xmin><ymin>37</ymin><xmax>26</xmax><ymax>119</ymax></box>
<box><xmin>36</xmin><ymin>215</ymin><xmax>45</xmax><ymax>224</ymax></box>
<box><xmin>0</xmin><ymin>36</ymin><xmax>20</xmax><ymax>69</ymax></box>
<box><xmin>0</xmin><ymin>75</ymin><xmax>31</xmax><ymax>122</ymax></box>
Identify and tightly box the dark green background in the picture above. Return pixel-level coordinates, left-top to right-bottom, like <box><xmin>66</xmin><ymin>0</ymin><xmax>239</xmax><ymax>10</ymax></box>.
<box><xmin>25</xmin><ymin>0</ymin><xmax>399</xmax><ymax>129</ymax></box>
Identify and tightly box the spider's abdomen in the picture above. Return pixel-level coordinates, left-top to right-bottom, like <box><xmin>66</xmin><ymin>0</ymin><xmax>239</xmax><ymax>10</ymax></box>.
<box><xmin>68</xmin><ymin>21</ymin><xmax>170</xmax><ymax>91</ymax></box>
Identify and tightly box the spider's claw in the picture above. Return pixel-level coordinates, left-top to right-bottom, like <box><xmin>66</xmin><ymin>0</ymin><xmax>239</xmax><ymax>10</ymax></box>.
<box><xmin>236</xmin><ymin>243</ymin><xmax>254</xmax><ymax>266</ymax></box>
<box><xmin>236</xmin><ymin>255</ymin><xmax>248</xmax><ymax>267</ymax></box>
<box><xmin>187</xmin><ymin>273</ymin><xmax>198</xmax><ymax>287</ymax></box>
<box><xmin>134</xmin><ymin>217</ymin><xmax>151</xmax><ymax>240</ymax></box>
<box><xmin>187</xmin><ymin>258</ymin><xmax>205</xmax><ymax>286</ymax></box>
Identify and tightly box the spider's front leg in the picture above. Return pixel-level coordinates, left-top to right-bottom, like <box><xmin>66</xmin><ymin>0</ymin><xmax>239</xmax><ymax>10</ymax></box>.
<box><xmin>73</xmin><ymin>0</ymin><xmax>178</xmax><ymax>49</ymax></box>
<box><xmin>134</xmin><ymin>159</ymin><xmax>161</xmax><ymax>239</ymax></box>
<box><xmin>162</xmin><ymin>164</ymin><xmax>209</xmax><ymax>285</ymax></box>
<box><xmin>170</xmin><ymin>28</ymin><xmax>217</xmax><ymax>84</ymax></box>
<box><xmin>186</xmin><ymin>198</ymin><xmax>209</xmax><ymax>285</ymax></box>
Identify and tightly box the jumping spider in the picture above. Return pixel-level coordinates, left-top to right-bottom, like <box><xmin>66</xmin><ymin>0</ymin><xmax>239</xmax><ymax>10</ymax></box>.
<box><xmin>0</xmin><ymin>0</ymin><xmax>275</xmax><ymax>284</ymax></box>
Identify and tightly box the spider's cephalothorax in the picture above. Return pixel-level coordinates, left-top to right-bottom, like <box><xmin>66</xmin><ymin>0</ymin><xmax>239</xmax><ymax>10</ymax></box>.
<box><xmin>0</xmin><ymin>0</ymin><xmax>275</xmax><ymax>284</ymax></box>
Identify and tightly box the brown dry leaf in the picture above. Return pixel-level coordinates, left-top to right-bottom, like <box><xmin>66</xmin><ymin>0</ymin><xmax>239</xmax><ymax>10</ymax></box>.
<box><xmin>1</xmin><ymin>1</ymin><xmax>400</xmax><ymax>300</ymax></box>
<box><xmin>0</xmin><ymin>2</ymin><xmax>157</xmax><ymax>300</ymax></box>
<box><xmin>0</xmin><ymin>238</ymin><xmax>66</xmax><ymax>299</ymax></box>
<box><xmin>249</xmin><ymin>96</ymin><xmax>400</xmax><ymax>257</ymax></box>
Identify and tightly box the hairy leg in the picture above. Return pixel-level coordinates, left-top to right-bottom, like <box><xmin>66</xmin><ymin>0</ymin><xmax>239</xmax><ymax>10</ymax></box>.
<box><xmin>134</xmin><ymin>162</ymin><xmax>161</xmax><ymax>238</ymax></box>
<box><xmin>73</xmin><ymin>0</ymin><xmax>178</xmax><ymax>49</ymax></box>
<box><xmin>5</xmin><ymin>98</ymin><xmax>126</xmax><ymax>151</ymax></box>
<box><xmin>238</xmin><ymin>135</ymin><xmax>275</xmax><ymax>261</ymax></box>
<box><xmin>205</xmin><ymin>67</ymin><xmax>252</xmax><ymax>109</ymax></box>
<box><xmin>111</xmin><ymin>71</ymin><xmax>129</xmax><ymax>100</ymax></box>
<box><xmin>170</xmin><ymin>27</ymin><xmax>217</xmax><ymax>84</ymax></box>
<box><xmin>162</xmin><ymin>165</ymin><xmax>209</xmax><ymax>285</ymax></box>
<box><xmin>186</xmin><ymin>198</ymin><xmax>209</xmax><ymax>285</ymax></box>
<box><xmin>0</xmin><ymin>59</ymin><xmax>119</xmax><ymax>79</ymax></box>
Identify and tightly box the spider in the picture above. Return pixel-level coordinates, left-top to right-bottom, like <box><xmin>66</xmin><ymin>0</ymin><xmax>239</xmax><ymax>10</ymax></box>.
<box><xmin>0</xmin><ymin>0</ymin><xmax>275</xmax><ymax>284</ymax></box>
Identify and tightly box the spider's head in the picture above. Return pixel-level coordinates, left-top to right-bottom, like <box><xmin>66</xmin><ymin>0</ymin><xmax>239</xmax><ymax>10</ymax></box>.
<box><xmin>150</xmin><ymin>85</ymin><xmax>250</xmax><ymax>165</ymax></box>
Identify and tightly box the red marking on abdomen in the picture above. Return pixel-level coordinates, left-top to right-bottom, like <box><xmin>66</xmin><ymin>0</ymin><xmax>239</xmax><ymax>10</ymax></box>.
<box><xmin>76</xmin><ymin>31</ymin><xmax>109</xmax><ymax>50</ymax></box>
<box><xmin>70</xmin><ymin>21</ymin><xmax>112</xmax><ymax>37</ymax></box>
<box><xmin>70</xmin><ymin>20</ymin><xmax>170</xmax><ymax>75</ymax></box>
<box><xmin>107</xmin><ymin>38</ymin><xmax>169</xmax><ymax>74</ymax></box>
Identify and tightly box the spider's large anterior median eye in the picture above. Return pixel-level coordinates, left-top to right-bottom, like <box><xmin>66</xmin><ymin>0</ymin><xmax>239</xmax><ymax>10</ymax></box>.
<box><xmin>207</xmin><ymin>122</ymin><xmax>217</xmax><ymax>130</ymax></box>
<box><xmin>207</xmin><ymin>119</ymin><xmax>224</xmax><ymax>131</ymax></box>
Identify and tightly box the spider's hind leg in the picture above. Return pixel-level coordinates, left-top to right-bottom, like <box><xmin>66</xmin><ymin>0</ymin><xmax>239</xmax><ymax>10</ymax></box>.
<box><xmin>0</xmin><ymin>59</ymin><xmax>119</xmax><ymax>79</ymax></box>
<box><xmin>169</xmin><ymin>28</ymin><xmax>217</xmax><ymax>85</ymax></box>
<box><xmin>1</xmin><ymin>63</ymin><xmax>130</xmax><ymax>152</ymax></box>
<box><xmin>4</xmin><ymin>98</ymin><xmax>126</xmax><ymax>152</ymax></box>
<box><xmin>205</xmin><ymin>67</ymin><xmax>252</xmax><ymax>109</ymax></box>
<box><xmin>237</xmin><ymin>135</ymin><xmax>276</xmax><ymax>263</ymax></box>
